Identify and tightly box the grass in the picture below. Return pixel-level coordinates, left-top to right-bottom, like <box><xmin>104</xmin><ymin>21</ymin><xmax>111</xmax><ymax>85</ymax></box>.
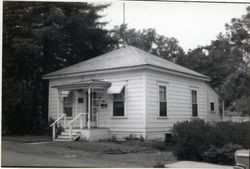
<box><xmin>2</xmin><ymin>135</ymin><xmax>52</xmax><ymax>143</ymax></box>
<box><xmin>2</xmin><ymin>135</ymin><xmax>171</xmax><ymax>152</ymax></box>
<box><xmin>2</xmin><ymin>136</ymin><xmax>176</xmax><ymax>167</ymax></box>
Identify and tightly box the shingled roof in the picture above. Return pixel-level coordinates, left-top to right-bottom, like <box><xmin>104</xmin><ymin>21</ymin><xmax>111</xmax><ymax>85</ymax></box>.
<box><xmin>43</xmin><ymin>46</ymin><xmax>210</xmax><ymax>80</ymax></box>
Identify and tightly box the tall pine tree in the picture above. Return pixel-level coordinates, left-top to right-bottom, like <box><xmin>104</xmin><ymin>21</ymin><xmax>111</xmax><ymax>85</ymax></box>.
<box><xmin>2</xmin><ymin>1</ymin><xmax>116</xmax><ymax>134</ymax></box>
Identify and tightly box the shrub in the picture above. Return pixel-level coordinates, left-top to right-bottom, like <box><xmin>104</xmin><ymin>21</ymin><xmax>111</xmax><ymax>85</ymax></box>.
<box><xmin>125</xmin><ymin>134</ymin><xmax>140</xmax><ymax>141</ymax></box>
<box><xmin>171</xmin><ymin>119</ymin><xmax>211</xmax><ymax>161</ymax></box>
<box><xmin>201</xmin><ymin>143</ymin><xmax>242</xmax><ymax>165</ymax></box>
<box><xmin>171</xmin><ymin>119</ymin><xmax>250</xmax><ymax>164</ymax></box>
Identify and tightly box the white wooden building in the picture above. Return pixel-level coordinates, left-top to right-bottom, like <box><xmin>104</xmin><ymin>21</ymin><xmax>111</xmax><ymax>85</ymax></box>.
<box><xmin>43</xmin><ymin>46</ymin><xmax>220</xmax><ymax>141</ymax></box>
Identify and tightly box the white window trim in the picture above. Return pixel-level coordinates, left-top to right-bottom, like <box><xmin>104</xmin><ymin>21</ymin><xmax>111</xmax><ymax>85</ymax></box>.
<box><xmin>157</xmin><ymin>82</ymin><xmax>169</xmax><ymax>118</ymax></box>
<box><xmin>190</xmin><ymin>87</ymin><xmax>198</xmax><ymax>118</ymax></box>
<box><xmin>62</xmin><ymin>91</ymin><xmax>75</xmax><ymax>119</ymax></box>
<box><xmin>111</xmin><ymin>84</ymin><xmax>127</xmax><ymax>118</ymax></box>
<box><xmin>210</xmin><ymin>101</ymin><xmax>215</xmax><ymax>112</ymax></box>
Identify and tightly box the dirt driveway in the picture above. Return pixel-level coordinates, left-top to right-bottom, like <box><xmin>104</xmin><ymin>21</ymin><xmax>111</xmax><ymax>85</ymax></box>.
<box><xmin>2</xmin><ymin>139</ymin><xmax>175</xmax><ymax>167</ymax></box>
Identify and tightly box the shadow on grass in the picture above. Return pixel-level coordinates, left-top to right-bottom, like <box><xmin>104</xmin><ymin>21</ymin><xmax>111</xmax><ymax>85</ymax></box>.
<box><xmin>2</xmin><ymin>135</ymin><xmax>52</xmax><ymax>143</ymax></box>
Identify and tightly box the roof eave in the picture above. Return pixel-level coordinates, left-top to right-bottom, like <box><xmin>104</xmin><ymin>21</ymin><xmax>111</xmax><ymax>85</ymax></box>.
<box><xmin>43</xmin><ymin>64</ymin><xmax>211</xmax><ymax>82</ymax></box>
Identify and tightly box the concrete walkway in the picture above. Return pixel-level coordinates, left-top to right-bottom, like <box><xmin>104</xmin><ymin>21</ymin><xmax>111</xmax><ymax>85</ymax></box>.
<box><xmin>165</xmin><ymin>161</ymin><xmax>233</xmax><ymax>168</ymax></box>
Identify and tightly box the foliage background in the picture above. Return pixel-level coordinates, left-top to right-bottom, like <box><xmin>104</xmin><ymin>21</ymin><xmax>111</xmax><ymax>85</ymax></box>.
<box><xmin>2</xmin><ymin>2</ymin><xmax>250</xmax><ymax>135</ymax></box>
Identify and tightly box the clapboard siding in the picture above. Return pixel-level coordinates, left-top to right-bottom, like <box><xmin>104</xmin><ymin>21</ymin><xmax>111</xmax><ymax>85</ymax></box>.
<box><xmin>144</xmin><ymin>70</ymin><xmax>207</xmax><ymax>140</ymax></box>
<box><xmin>206</xmin><ymin>85</ymin><xmax>220</xmax><ymax>122</ymax></box>
<box><xmin>48</xmin><ymin>76</ymin><xmax>81</xmax><ymax>122</ymax></box>
<box><xmin>48</xmin><ymin>70</ymin><xmax>145</xmax><ymax>139</ymax></box>
<box><xmin>48</xmin><ymin>67</ymin><xmax>220</xmax><ymax>140</ymax></box>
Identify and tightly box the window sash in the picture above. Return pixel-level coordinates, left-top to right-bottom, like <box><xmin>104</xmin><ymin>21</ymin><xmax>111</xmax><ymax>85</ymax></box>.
<box><xmin>191</xmin><ymin>90</ymin><xmax>197</xmax><ymax>104</ymax></box>
<box><xmin>191</xmin><ymin>90</ymin><xmax>198</xmax><ymax>117</ymax></box>
<box><xmin>113</xmin><ymin>101</ymin><xmax>124</xmax><ymax>116</ymax></box>
<box><xmin>210</xmin><ymin>102</ymin><xmax>215</xmax><ymax>111</ymax></box>
<box><xmin>113</xmin><ymin>88</ymin><xmax>125</xmax><ymax>116</ymax></box>
<box><xmin>160</xmin><ymin>101</ymin><xmax>167</xmax><ymax>116</ymax></box>
<box><xmin>63</xmin><ymin>92</ymin><xmax>73</xmax><ymax>117</ymax></box>
<box><xmin>159</xmin><ymin>85</ymin><xmax>167</xmax><ymax>117</ymax></box>
<box><xmin>64</xmin><ymin>107</ymin><xmax>73</xmax><ymax>117</ymax></box>
<box><xmin>192</xmin><ymin>104</ymin><xmax>198</xmax><ymax>117</ymax></box>
<box><xmin>159</xmin><ymin>86</ymin><xmax>166</xmax><ymax>101</ymax></box>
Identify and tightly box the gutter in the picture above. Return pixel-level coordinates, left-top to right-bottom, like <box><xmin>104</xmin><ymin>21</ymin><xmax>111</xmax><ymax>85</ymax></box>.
<box><xmin>42</xmin><ymin>64</ymin><xmax>211</xmax><ymax>82</ymax></box>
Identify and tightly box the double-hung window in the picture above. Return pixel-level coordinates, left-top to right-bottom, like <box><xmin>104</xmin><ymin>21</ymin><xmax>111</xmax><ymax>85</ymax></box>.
<box><xmin>63</xmin><ymin>91</ymin><xmax>73</xmax><ymax>117</ymax></box>
<box><xmin>191</xmin><ymin>90</ymin><xmax>198</xmax><ymax>117</ymax></box>
<box><xmin>159</xmin><ymin>85</ymin><xmax>167</xmax><ymax>117</ymax></box>
<box><xmin>113</xmin><ymin>88</ymin><xmax>125</xmax><ymax>116</ymax></box>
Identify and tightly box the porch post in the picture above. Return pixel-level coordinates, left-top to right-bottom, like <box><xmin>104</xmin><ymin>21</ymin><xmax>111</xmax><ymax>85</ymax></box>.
<box><xmin>88</xmin><ymin>87</ymin><xmax>91</xmax><ymax>129</ymax></box>
<box><xmin>222</xmin><ymin>100</ymin><xmax>225</xmax><ymax>121</ymax></box>
<box><xmin>57</xmin><ymin>89</ymin><xmax>62</xmax><ymax>119</ymax></box>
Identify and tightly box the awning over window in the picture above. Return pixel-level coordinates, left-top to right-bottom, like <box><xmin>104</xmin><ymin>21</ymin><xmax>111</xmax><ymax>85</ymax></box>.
<box><xmin>107</xmin><ymin>83</ymin><xmax>125</xmax><ymax>94</ymax></box>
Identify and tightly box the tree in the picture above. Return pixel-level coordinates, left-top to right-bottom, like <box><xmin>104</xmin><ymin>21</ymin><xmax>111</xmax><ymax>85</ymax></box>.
<box><xmin>177</xmin><ymin>6</ymin><xmax>250</xmax><ymax>115</ymax></box>
<box><xmin>2</xmin><ymin>1</ymin><xmax>116</xmax><ymax>134</ymax></box>
<box><xmin>110</xmin><ymin>24</ymin><xmax>185</xmax><ymax>62</ymax></box>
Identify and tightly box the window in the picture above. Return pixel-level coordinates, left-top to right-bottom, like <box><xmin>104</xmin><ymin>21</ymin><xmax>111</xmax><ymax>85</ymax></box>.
<box><xmin>63</xmin><ymin>92</ymin><xmax>73</xmax><ymax>117</ymax></box>
<box><xmin>210</xmin><ymin>102</ymin><xmax>215</xmax><ymax>111</ymax></box>
<box><xmin>113</xmin><ymin>88</ymin><xmax>125</xmax><ymax>116</ymax></box>
<box><xmin>191</xmin><ymin>90</ymin><xmax>198</xmax><ymax>117</ymax></box>
<box><xmin>159</xmin><ymin>85</ymin><xmax>167</xmax><ymax>117</ymax></box>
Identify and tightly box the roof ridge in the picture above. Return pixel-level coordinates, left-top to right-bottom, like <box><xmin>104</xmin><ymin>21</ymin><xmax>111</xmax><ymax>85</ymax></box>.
<box><xmin>129</xmin><ymin>45</ymin><xmax>209</xmax><ymax>78</ymax></box>
<box><xmin>128</xmin><ymin>46</ymin><xmax>148</xmax><ymax>64</ymax></box>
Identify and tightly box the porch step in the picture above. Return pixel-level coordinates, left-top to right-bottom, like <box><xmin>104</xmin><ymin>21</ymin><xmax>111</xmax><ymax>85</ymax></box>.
<box><xmin>57</xmin><ymin>135</ymin><xmax>71</xmax><ymax>139</ymax></box>
<box><xmin>60</xmin><ymin>132</ymin><xmax>78</xmax><ymax>136</ymax></box>
<box><xmin>53</xmin><ymin>130</ymin><xmax>81</xmax><ymax>141</ymax></box>
<box><xmin>53</xmin><ymin>138</ymin><xmax>71</xmax><ymax>141</ymax></box>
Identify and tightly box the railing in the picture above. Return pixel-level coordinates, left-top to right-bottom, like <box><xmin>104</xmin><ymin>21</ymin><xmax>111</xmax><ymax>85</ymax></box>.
<box><xmin>50</xmin><ymin>114</ymin><xmax>66</xmax><ymax>139</ymax></box>
<box><xmin>222</xmin><ymin>116</ymin><xmax>250</xmax><ymax>122</ymax></box>
<box><xmin>66</xmin><ymin>112</ymin><xmax>88</xmax><ymax>140</ymax></box>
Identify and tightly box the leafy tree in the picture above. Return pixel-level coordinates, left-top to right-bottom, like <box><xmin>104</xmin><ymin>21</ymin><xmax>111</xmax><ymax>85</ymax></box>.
<box><xmin>177</xmin><ymin>7</ymin><xmax>250</xmax><ymax>115</ymax></box>
<box><xmin>2</xmin><ymin>1</ymin><xmax>116</xmax><ymax>134</ymax></box>
<box><xmin>111</xmin><ymin>24</ymin><xmax>185</xmax><ymax>62</ymax></box>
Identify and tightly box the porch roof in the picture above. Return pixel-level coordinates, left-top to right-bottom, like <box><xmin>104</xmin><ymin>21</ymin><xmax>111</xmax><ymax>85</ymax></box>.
<box><xmin>52</xmin><ymin>79</ymin><xmax>111</xmax><ymax>90</ymax></box>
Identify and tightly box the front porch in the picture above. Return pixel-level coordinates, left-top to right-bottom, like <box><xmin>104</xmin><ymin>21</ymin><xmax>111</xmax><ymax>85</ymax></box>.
<box><xmin>54</xmin><ymin>128</ymin><xmax>109</xmax><ymax>142</ymax></box>
<box><xmin>49</xmin><ymin>79</ymin><xmax>122</xmax><ymax>141</ymax></box>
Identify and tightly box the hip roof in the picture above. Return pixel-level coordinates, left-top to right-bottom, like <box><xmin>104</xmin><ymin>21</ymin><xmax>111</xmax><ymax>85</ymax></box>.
<box><xmin>43</xmin><ymin>46</ymin><xmax>210</xmax><ymax>80</ymax></box>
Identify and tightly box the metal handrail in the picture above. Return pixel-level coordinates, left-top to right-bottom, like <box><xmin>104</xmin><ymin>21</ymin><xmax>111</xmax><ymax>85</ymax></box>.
<box><xmin>66</xmin><ymin>113</ymin><xmax>87</xmax><ymax>126</ymax></box>
<box><xmin>66</xmin><ymin>112</ymin><xmax>88</xmax><ymax>141</ymax></box>
<box><xmin>50</xmin><ymin>114</ymin><xmax>65</xmax><ymax>127</ymax></box>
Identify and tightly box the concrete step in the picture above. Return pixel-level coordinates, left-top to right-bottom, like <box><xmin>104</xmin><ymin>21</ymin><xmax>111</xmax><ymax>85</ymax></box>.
<box><xmin>61</xmin><ymin>132</ymin><xmax>78</xmax><ymax>136</ymax></box>
<box><xmin>64</xmin><ymin>129</ymin><xmax>86</xmax><ymax>132</ymax></box>
<box><xmin>53</xmin><ymin>138</ymin><xmax>70</xmax><ymax>141</ymax></box>
<box><xmin>57</xmin><ymin>135</ymin><xmax>71</xmax><ymax>139</ymax></box>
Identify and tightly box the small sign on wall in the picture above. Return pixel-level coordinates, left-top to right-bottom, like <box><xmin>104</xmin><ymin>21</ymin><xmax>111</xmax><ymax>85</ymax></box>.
<box><xmin>78</xmin><ymin>98</ymin><xmax>84</xmax><ymax>103</ymax></box>
<box><xmin>100</xmin><ymin>100</ymin><xmax>108</xmax><ymax>109</ymax></box>
<box><xmin>101</xmin><ymin>103</ymin><xmax>108</xmax><ymax>109</ymax></box>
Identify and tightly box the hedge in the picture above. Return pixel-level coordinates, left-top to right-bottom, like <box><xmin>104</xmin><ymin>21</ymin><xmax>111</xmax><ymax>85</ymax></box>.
<box><xmin>170</xmin><ymin>119</ymin><xmax>250</xmax><ymax>165</ymax></box>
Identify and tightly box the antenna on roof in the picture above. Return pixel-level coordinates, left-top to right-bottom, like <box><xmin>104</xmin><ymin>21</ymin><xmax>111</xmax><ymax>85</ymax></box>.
<box><xmin>123</xmin><ymin>2</ymin><xmax>125</xmax><ymax>25</ymax></box>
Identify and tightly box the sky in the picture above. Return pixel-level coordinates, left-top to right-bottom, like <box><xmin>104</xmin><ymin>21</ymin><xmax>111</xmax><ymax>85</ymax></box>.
<box><xmin>97</xmin><ymin>1</ymin><xmax>249</xmax><ymax>52</ymax></box>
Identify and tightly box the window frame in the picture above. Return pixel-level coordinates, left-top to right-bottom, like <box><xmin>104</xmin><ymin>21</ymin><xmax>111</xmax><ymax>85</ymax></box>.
<box><xmin>112</xmin><ymin>86</ymin><xmax>126</xmax><ymax>118</ymax></box>
<box><xmin>63</xmin><ymin>91</ymin><xmax>74</xmax><ymax>118</ymax></box>
<box><xmin>191</xmin><ymin>89</ymin><xmax>198</xmax><ymax>117</ymax></box>
<box><xmin>210</xmin><ymin>102</ymin><xmax>215</xmax><ymax>112</ymax></box>
<box><xmin>158</xmin><ymin>83</ymin><xmax>168</xmax><ymax>118</ymax></box>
